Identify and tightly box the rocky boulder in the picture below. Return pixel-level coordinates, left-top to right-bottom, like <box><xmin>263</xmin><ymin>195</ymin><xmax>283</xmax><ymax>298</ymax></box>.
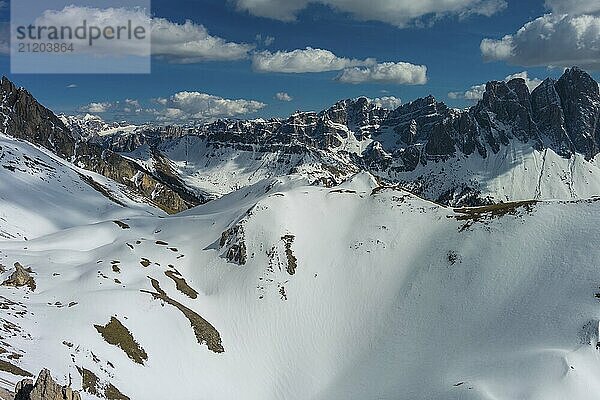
<box><xmin>2</xmin><ymin>263</ymin><xmax>35</xmax><ymax>291</ymax></box>
<box><xmin>0</xmin><ymin>387</ymin><xmax>13</xmax><ymax>400</ymax></box>
<box><xmin>14</xmin><ymin>369</ymin><xmax>80</xmax><ymax>400</ymax></box>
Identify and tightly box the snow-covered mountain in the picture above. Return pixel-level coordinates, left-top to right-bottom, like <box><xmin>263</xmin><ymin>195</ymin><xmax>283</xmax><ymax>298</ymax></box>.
<box><xmin>0</xmin><ymin>132</ymin><xmax>161</xmax><ymax>240</ymax></box>
<box><xmin>1</xmin><ymin>68</ymin><xmax>600</xmax><ymax>400</ymax></box>
<box><xmin>71</xmin><ymin>67</ymin><xmax>600</xmax><ymax>206</ymax></box>
<box><xmin>58</xmin><ymin>114</ymin><xmax>138</xmax><ymax>140</ymax></box>
<box><xmin>0</xmin><ymin>77</ymin><xmax>206</xmax><ymax>214</ymax></box>
<box><xmin>2</xmin><ymin>173</ymin><xmax>600</xmax><ymax>400</ymax></box>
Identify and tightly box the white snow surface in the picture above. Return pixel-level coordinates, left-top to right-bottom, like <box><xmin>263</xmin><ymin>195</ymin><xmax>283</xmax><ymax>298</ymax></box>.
<box><xmin>133</xmin><ymin>136</ymin><xmax>358</xmax><ymax>197</ymax></box>
<box><xmin>384</xmin><ymin>142</ymin><xmax>600</xmax><ymax>203</ymax></box>
<box><xmin>1</xmin><ymin>170</ymin><xmax>600</xmax><ymax>399</ymax></box>
<box><xmin>0</xmin><ymin>133</ymin><xmax>161</xmax><ymax>240</ymax></box>
<box><xmin>114</xmin><ymin>130</ymin><xmax>600</xmax><ymax>207</ymax></box>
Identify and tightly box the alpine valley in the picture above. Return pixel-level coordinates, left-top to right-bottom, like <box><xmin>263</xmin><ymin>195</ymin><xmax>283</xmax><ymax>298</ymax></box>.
<box><xmin>1</xmin><ymin>67</ymin><xmax>600</xmax><ymax>400</ymax></box>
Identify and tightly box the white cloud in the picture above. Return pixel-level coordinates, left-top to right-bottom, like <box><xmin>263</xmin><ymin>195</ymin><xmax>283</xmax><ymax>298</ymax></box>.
<box><xmin>30</xmin><ymin>6</ymin><xmax>150</xmax><ymax>56</ymax></box>
<box><xmin>252</xmin><ymin>47</ymin><xmax>375</xmax><ymax>73</ymax></box>
<box><xmin>28</xmin><ymin>6</ymin><xmax>252</xmax><ymax>62</ymax></box>
<box><xmin>371</xmin><ymin>96</ymin><xmax>402</xmax><ymax>109</ymax></box>
<box><xmin>234</xmin><ymin>0</ymin><xmax>507</xmax><ymax>27</ymax></box>
<box><xmin>481</xmin><ymin>13</ymin><xmax>600</xmax><ymax>70</ymax></box>
<box><xmin>252</xmin><ymin>48</ymin><xmax>427</xmax><ymax>87</ymax></box>
<box><xmin>448</xmin><ymin>71</ymin><xmax>543</xmax><ymax>101</ymax></box>
<box><xmin>80</xmin><ymin>99</ymin><xmax>146</xmax><ymax>115</ymax></box>
<box><xmin>448</xmin><ymin>84</ymin><xmax>486</xmax><ymax>100</ymax></box>
<box><xmin>0</xmin><ymin>22</ymin><xmax>8</xmax><ymax>55</ymax></box>
<box><xmin>66</xmin><ymin>84</ymin><xmax>78</xmax><ymax>88</ymax></box>
<box><xmin>336</xmin><ymin>62</ymin><xmax>428</xmax><ymax>85</ymax></box>
<box><xmin>151</xmin><ymin>18</ymin><xmax>253</xmax><ymax>63</ymax></box>
<box><xmin>255</xmin><ymin>34</ymin><xmax>275</xmax><ymax>47</ymax></box>
<box><xmin>504</xmin><ymin>71</ymin><xmax>543</xmax><ymax>91</ymax></box>
<box><xmin>275</xmin><ymin>92</ymin><xmax>293</xmax><ymax>101</ymax></box>
<box><xmin>545</xmin><ymin>0</ymin><xmax>600</xmax><ymax>15</ymax></box>
<box><xmin>82</xmin><ymin>102</ymin><xmax>112</xmax><ymax>113</ymax></box>
<box><xmin>123</xmin><ymin>98</ymin><xmax>142</xmax><ymax>113</ymax></box>
<box><xmin>153</xmin><ymin>92</ymin><xmax>266</xmax><ymax>121</ymax></box>
<box><xmin>79</xmin><ymin>92</ymin><xmax>266</xmax><ymax>122</ymax></box>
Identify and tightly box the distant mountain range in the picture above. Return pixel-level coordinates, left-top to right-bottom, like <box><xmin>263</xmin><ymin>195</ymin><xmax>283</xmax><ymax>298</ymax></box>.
<box><xmin>2</xmin><ymin>66</ymin><xmax>600</xmax><ymax>212</ymax></box>
<box><xmin>2</xmin><ymin>68</ymin><xmax>600</xmax><ymax>400</ymax></box>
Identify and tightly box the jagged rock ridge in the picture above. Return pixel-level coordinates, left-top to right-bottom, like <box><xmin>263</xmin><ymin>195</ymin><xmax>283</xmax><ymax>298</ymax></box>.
<box><xmin>2</xmin><ymin>67</ymin><xmax>600</xmax><ymax>208</ymax></box>
<box><xmin>0</xmin><ymin>77</ymin><xmax>203</xmax><ymax>214</ymax></box>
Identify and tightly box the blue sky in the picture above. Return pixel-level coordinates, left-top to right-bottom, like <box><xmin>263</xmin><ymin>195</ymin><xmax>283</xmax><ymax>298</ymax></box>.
<box><xmin>0</xmin><ymin>0</ymin><xmax>599</xmax><ymax>122</ymax></box>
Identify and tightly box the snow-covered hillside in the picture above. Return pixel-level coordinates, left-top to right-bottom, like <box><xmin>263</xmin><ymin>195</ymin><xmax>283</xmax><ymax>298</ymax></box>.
<box><xmin>386</xmin><ymin>142</ymin><xmax>600</xmax><ymax>204</ymax></box>
<box><xmin>0</xmin><ymin>133</ymin><xmax>161</xmax><ymax>240</ymax></box>
<box><xmin>2</xmin><ymin>172</ymin><xmax>600</xmax><ymax>400</ymax></box>
<box><xmin>59</xmin><ymin>114</ymin><xmax>138</xmax><ymax>139</ymax></box>
<box><xmin>2</xmin><ymin>68</ymin><xmax>600</xmax><ymax>400</ymax></box>
<box><xmin>120</xmin><ymin>136</ymin><xmax>358</xmax><ymax>197</ymax></box>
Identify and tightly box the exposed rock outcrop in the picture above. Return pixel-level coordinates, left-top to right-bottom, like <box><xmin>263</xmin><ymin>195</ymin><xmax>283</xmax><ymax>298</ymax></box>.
<box><xmin>2</xmin><ymin>263</ymin><xmax>35</xmax><ymax>291</ymax></box>
<box><xmin>14</xmin><ymin>369</ymin><xmax>80</xmax><ymax>400</ymax></box>
<box><xmin>0</xmin><ymin>386</ymin><xmax>13</xmax><ymax>400</ymax></box>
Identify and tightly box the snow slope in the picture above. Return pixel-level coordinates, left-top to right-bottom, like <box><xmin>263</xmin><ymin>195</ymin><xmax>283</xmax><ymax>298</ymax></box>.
<box><xmin>385</xmin><ymin>142</ymin><xmax>600</xmax><ymax>204</ymax></box>
<box><xmin>0</xmin><ymin>133</ymin><xmax>161</xmax><ymax>240</ymax></box>
<box><xmin>1</xmin><ymin>172</ymin><xmax>600</xmax><ymax>400</ymax></box>
<box><xmin>122</xmin><ymin>136</ymin><xmax>358</xmax><ymax>197</ymax></box>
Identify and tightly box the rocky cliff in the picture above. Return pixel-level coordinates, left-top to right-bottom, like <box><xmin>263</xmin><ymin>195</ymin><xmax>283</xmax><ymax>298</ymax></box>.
<box><xmin>0</xmin><ymin>77</ymin><xmax>204</xmax><ymax>213</ymax></box>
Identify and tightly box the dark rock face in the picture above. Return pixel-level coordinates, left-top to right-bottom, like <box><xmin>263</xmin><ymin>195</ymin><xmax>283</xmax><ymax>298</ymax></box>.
<box><xmin>14</xmin><ymin>369</ymin><xmax>80</xmax><ymax>400</ymax></box>
<box><xmin>318</xmin><ymin>97</ymin><xmax>388</xmax><ymax>139</ymax></box>
<box><xmin>0</xmin><ymin>77</ymin><xmax>204</xmax><ymax>213</ymax></box>
<box><xmin>476</xmin><ymin>78</ymin><xmax>541</xmax><ymax>147</ymax></box>
<box><xmin>531</xmin><ymin>78</ymin><xmax>572</xmax><ymax>156</ymax></box>
<box><xmin>0</xmin><ymin>78</ymin><xmax>75</xmax><ymax>159</ymax></box>
<box><xmin>369</xmin><ymin>68</ymin><xmax>600</xmax><ymax>171</ymax></box>
<box><xmin>554</xmin><ymin>66</ymin><xmax>600</xmax><ymax>158</ymax></box>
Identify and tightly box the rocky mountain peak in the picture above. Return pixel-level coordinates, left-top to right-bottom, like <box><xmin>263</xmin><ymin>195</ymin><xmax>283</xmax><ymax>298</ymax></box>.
<box><xmin>0</xmin><ymin>76</ymin><xmax>76</xmax><ymax>159</ymax></box>
<box><xmin>559</xmin><ymin>66</ymin><xmax>599</xmax><ymax>95</ymax></box>
<box><xmin>554</xmin><ymin>66</ymin><xmax>600</xmax><ymax>157</ymax></box>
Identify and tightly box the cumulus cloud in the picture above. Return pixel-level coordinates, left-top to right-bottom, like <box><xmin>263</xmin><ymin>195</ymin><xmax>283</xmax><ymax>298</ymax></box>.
<box><xmin>152</xmin><ymin>18</ymin><xmax>253</xmax><ymax>63</ymax></box>
<box><xmin>81</xmin><ymin>102</ymin><xmax>112</xmax><ymax>113</ymax></box>
<box><xmin>448</xmin><ymin>71</ymin><xmax>543</xmax><ymax>101</ymax></box>
<box><xmin>153</xmin><ymin>92</ymin><xmax>266</xmax><ymax>121</ymax></box>
<box><xmin>481</xmin><ymin>13</ymin><xmax>600</xmax><ymax>70</ymax></box>
<box><xmin>448</xmin><ymin>84</ymin><xmax>487</xmax><ymax>101</ymax></box>
<box><xmin>255</xmin><ymin>34</ymin><xmax>275</xmax><ymax>47</ymax></box>
<box><xmin>29</xmin><ymin>6</ymin><xmax>150</xmax><ymax>56</ymax></box>
<box><xmin>252</xmin><ymin>47</ymin><xmax>375</xmax><ymax>73</ymax></box>
<box><xmin>545</xmin><ymin>0</ymin><xmax>600</xmax><ymax>15</ymax></box>
<box><xmin>275</xmin><ymin>92</ymin><xmax>293</xmax><ymax>101</ymax></box>
<box><xmin>233</xmin><ymin>0</ymin><xmax>507</xmax><ymax>27</ymax></box>
<box><xmin>371</xmin><ymin>96</ymin><xmax>402</xmax><ymax>109</ymax></box>
<box><xmin>122</xmin><ymin>98</ymin><xmax>142</xmax><ymax>113</ymax></box>
<box><xmin>336</xmin><ymin>62</ymin><xmax>428</xmax><ymax>85</ymax></box>
<box><xmin>80</xmin><ymin>92</ymin><xmax>266</xmax><ymax>122</ymax></box>
<box><xmin>27</xmin><ymin>6</ymin><xmax>251</xmax><ymax>62</ymax></box>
